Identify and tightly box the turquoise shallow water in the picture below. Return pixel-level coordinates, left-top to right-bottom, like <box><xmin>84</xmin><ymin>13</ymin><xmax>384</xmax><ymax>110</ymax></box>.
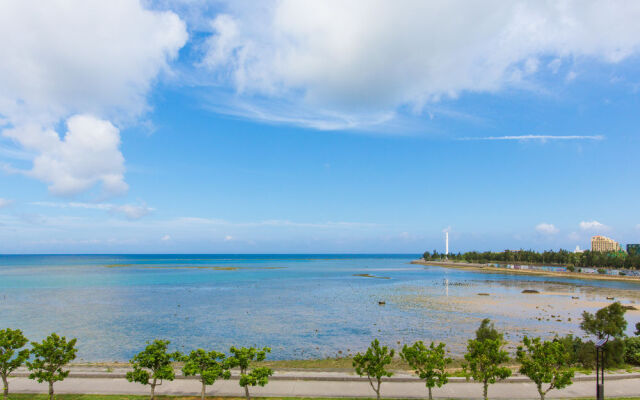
<box><xmin>1</xmin><ymin>254</ymin><xmax>639</xmax><ymax>361</ymax></box>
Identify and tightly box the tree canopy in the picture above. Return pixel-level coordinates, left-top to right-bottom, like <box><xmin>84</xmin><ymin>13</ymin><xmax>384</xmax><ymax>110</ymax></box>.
<box><xmin>400</xmin><ymin>341</ymin><xmax>451</xmax><ymax>400</ymax></box>
<box><xmin>353</xmin><ymin>339</ymin><xmax>395</xmax><ymax>400</ymax></box>
<box><xmin>0</xmin><ymin>328</ymin><xmax>29</xmax><ymax>400</ymax></box>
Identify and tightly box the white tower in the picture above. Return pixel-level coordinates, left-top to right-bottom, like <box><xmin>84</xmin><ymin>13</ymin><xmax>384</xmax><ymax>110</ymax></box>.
<box><xmin>445</xmin><ymin>232</ymin><xmax>449</xmax><ymax>256</ymax></box>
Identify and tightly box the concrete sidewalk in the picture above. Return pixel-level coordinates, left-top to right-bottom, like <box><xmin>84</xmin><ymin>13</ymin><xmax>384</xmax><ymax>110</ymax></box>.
<box><xmin>7</xmin><ymin>369</ymin><xmax>640</xmax><ymax>399</ymax></box>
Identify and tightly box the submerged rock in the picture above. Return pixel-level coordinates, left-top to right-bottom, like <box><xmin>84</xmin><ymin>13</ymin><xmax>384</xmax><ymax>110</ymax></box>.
<box><xmin>477</xmin><ymin>293</ymin><xmax>490</xmax><ymax>296</ymax></box>
<box><xmin>521</xmin><ymin>289</ymin><xmax>540</xmax><ymax>294</ymax></box>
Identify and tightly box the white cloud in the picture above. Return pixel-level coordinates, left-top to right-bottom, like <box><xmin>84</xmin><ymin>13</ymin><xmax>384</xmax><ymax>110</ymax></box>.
<box><xmin>161</xmin><ymin>234</ymin><xmax>171</xmax><ymax>241</ymax></box>
<box><xmin>201</xmin><ymin>0</ymin><xmax>640</xmax><ymax>129</ymax></box>
<box><xmin>5</xmin><ymin>115</ymin><xmax>127</xmax><ymax>196</ymax></box>
<box><xmin>536</xmin><ymin>223</ymin><xmax>559</xmax><ymax>234</ymax></box>
<box><xmin>0</xmin><ymin>0</ymin><xmax>187</xmax><ymax>194</ymax></box>
<box><xmin>224</xmin><ymin>235</ymin><xmax>234</xmax><ymax>241</ymax></box>
<box><xmin>32</xmin><ymin>200</ymin><xmax>153</xmax><ymax>220</ymax></box>
<box><xmin>460</xmin><ymin>135</ymin><xmax>604</xmax><ymax>142</ymax></box>
<box><xmin>111</xmin><ymin>204</ymin><xmax>153</xmax><ymax>220</ymax></box>
<box><xmin>0</xmin><ymin>198</ymin><xmax>13</xmax><ymax>208</ymax></box>
<box><xmin>580</xmin><ymin>220</ymin><xmax>607</xmax><ymax>230</ymax></box>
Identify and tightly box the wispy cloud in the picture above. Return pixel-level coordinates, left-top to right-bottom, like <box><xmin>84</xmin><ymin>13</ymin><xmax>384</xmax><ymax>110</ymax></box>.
<box><xmin>0</xmin><ymin>198</ymin><xmax>13</xmax><ymax>208</ymax></box>
<box><xmin>174</xmin><ymin>217</ymin><xmax>378</xmax><ymax>229</ymax></box>
<box><xmin>31</xmin><ymin>201</ymin><xmax>154</xmax><ymax>220</ymax></box>
<box><xmin>459</xmin><ymin>135</ymin><xmax>604</xmax><ymax>142</ymax></box>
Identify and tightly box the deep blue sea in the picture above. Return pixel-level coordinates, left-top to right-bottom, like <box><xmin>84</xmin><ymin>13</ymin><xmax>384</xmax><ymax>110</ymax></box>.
<box><xmin>1</xmin><ymin>254</ymin><xmax>639</xmax><ymax>362</ymax></box>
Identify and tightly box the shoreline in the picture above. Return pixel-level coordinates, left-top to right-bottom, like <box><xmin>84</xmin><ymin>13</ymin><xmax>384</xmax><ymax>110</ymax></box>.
<box><xmin>411</xmin><ymin>259</ymin><xmax>640</xmax><ymax>283</ymax></box>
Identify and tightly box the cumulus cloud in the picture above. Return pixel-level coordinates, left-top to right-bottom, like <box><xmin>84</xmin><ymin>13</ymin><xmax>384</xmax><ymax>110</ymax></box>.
<box><xmin>580</xmin><ymin>220</ymin><xmax>607</xmax><ymax>230</ymax></box>
<box><xmin>0</xmin><ymin>0</ymin><xmax>187</xmax><ymax>194</ymax></box>
<box><xmin>201</xmin><ymin>0</ymin><xmax>640</xmax><ymax>129</ymax></box>
<box><xmin>536</xmin><ymin>223</ymin><xmax>558</xmax><ymax>234</ymax></box>
<box><xmin>5</xmin><ymin>115</ymin><xmax>127</xmax><ymax>196</ymax></box>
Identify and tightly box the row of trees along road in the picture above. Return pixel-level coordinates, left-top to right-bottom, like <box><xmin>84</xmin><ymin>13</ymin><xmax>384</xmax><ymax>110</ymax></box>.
<box><xmin>423</xmin><ymin>248</ymin><xmax>640</xmax><ymax>270</ymax></box>
<box><xmin>2</xmin><ymin>303</ymin><xmax>640</xmax><ymax>400</ymax></box>
<box><xmin>351</xmin><ymin>302</ymin><xmax>640</xmax><ymax>400</ymax></box>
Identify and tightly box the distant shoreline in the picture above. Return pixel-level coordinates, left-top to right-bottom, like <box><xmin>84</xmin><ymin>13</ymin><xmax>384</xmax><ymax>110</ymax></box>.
<box><xmin>411</xmin><ymin>259</ymin><xmax>640</xmax><ymax>283</ymax></box>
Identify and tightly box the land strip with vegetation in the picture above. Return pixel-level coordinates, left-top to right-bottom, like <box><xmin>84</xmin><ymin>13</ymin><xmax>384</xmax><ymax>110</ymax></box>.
<box><xmin>423</xmin><ymin>248</ymin><xmax>640</xmax><ymax>270</ymax></box>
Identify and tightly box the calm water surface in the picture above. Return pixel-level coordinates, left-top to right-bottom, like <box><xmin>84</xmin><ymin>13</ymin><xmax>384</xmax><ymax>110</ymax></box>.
<box><xmin>1</xmin><ymin>254</ymin><xmax>639</xmax><ymax>361</ymax></box>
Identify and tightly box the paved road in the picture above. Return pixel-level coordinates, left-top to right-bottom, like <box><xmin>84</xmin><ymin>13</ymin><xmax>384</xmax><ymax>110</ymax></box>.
<box><xmin>7</xmin><ymin>372</ymin><xmax>640</xmax><ymax>399</ymax></box>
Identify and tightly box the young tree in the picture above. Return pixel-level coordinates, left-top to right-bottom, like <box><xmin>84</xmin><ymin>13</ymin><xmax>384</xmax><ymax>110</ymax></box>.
<box><xmin>635</xmin><ymin>322</ymin><xmax>640</xmax><ymax>336</ymax></box>
<box><xmin>0</xmin><ymin>328</ymin><xmax>29</xmax><ymax>400</ymax></box>
<box><xmin>581</xmin><ymin>302</ymin><xmax>627</xmax><ymax>340</ymax></box>
<box><xmin>516</xmin><ymin>336</ymin><xmax>574</xmax><ymax>400</ymax></box>
<box><xmin>463</xmin><ymin>321</ymin><xmax>511</xmax><ymax>400</ymax></box>
<box><xmin>126</xmin><ymin>340</ymin><xmax>181</xmax><ymax>400</ymax></box>
<box><xmin>26</xmin><ymin>333</ymin><xmax>77</xmax><ymax>400</ymax></box>
<box><xmin>581</xmin><ymin>302</ymin><xmax>628</xmax><ymax>366</ymax></box>
<box><xmin>226</xmin><ymin>346</ymin><xmax>272</xmax><ymax>400</ymax></box>
<box><xmin>182</xmin><ymin>349</ymin><xmax>231</xmax><ymax>400</ymax></box>
<box><xmin>400</xmin><ymin>341</ymin><xmax>451</xmax><ymax>400</ymax></box>
<box><xmin>352</xmin><ymin>339</ymin><xmax>395</xmax><ymax>400</ymax></box>
<box><xmin>475</xmin><ymin>318</ymin><xmax>502</xmax><ymax>342</ymax></box>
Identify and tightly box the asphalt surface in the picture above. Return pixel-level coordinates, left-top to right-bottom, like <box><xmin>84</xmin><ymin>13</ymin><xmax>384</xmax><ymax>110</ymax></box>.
<box><xmin>7</xmin><ymin>369</ymin><xmax>640</xmax><ymax>399</ymax></box>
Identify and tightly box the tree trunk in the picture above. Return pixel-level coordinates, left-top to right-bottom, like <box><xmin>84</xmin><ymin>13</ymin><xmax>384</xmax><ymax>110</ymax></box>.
<box><xmin>483</xmin><ymin>380</ymin><xmax>488</xmax><ymax>400</ymax></box>
<box><xmin>150</xmin><ymin>377</ymin><xmax>157</xmax><ymax>400</ymax></box>
<box><xmin>244</xmin><ymin>385</ymin><xmax>251</xmax><ymax>400</ymax></box>
<box><xmin>428</xmin><ymin>386</ymin><xmax>433</xmax><ymax>400</ymax></box>
<box><xmin>537</xmin><ymin>384</ymin><xmax>545</xmax><ymax>400</ymax></box>
<box><xmin>48</xmin><ymin>381</ymin><xmax>54</xmax><ymax>400</ymax></box>
<box><xmin>2</xmin><ymin>374</ymin><xmax>8</xmax><ymax>400</ymax></box>
<box><xmin>201</xmin><ymin>380</ymin><xmax>206</xmax><ymax>400</ymax></box>
<box><xmin>375</xmin><ymin>380</ymin><xmax>381</xmax><ymax>400</ymax></box>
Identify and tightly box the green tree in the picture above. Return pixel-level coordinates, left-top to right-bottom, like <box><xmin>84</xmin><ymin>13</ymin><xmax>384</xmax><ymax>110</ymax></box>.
<box><xmin>182</xmin><ymin>349</ymin><xmax>231</xmax><ymax>400</ymax></box>
<box><xmin>463</xmin><ymin>321</ymin><xmax>511</xmax><ymax>400</ymax></box>
<box><xmin>516</xmin><ymin>336</ymin><xmax>574</xmax><ymax>400</ymax></box>
<box><xmin>226</xmin><ymin>346</ymin><xmax>272</xmax><ymax>400</ymax></box>
<box><xmin>635</xmin><ymin>322</ymin><xmax>640</xmax><ymax>336</ymax></box>
<box><xmin>352</xmin><ymin>339</ymin><xmax>395</xmax><ymax>400</ymax></box>
<box><xmin>126</xmin><ymin>340</ymin><xmax>181</xmax><ymax>400</ymax></box>
<box><xmin>475</xmin><ymin>318</ymin><xmax>502</xmax><ymax>342</ymax></box>
<box><xmin>581</xmin><ymin>302</ymin><xmax>628</xmax><ymax>367</ymax></box>
<box><xmin>26</xmin><ymin>333</ymin><xmax>77</xmax><ymax>400</ymax></box>
<box><xmin>0</xmin><ymin>328</ymin><xmax>29</xmax><ymax>400</ymax></box>
<box><xmin>400</xmin><ymin>341</ymin><xmax>451</xmax><ymax>400</ymax></box>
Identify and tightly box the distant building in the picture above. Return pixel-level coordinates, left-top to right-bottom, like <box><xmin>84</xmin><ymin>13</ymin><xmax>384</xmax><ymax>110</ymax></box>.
<box><xmin>591</xmin><ymin>235</ymin><xmax>621</xmax><ymax>252</ymax></box>
<box><xmin>627</xmin><ymin>244</ymin><xmax>640</xmax><ymax>256</ymax></box>
<box><xmin>574</xmin><ymin>245</ymin><xmax>585</xmax><ymax>253</ymax></box>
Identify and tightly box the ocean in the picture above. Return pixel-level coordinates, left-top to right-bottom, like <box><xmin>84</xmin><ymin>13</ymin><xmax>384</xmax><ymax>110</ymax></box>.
<box><xmin>1</xmin><ymin>254</ymin><xmax>639</xmax><ymax>362</ymax></box>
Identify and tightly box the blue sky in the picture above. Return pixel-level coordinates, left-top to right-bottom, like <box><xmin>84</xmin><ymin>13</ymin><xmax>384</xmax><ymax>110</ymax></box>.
<box><xmin>1</xmin><ymin>0</ymin><xmax>640</xmax><ymax>254</ymax></box>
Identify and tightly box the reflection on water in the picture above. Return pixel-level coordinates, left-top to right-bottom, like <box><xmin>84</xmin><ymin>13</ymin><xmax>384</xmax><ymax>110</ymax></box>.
<box><xmin>0</xmin><ymin>255</ymin><xmax>639</xmax><ymax>361</ymax></box>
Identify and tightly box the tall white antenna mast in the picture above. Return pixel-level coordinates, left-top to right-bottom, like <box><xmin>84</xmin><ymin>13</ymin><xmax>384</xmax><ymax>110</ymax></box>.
<box><xmin>445</xmin><ymin>231</ymin><xmax>449</xmax><ymax>256</ymax></box>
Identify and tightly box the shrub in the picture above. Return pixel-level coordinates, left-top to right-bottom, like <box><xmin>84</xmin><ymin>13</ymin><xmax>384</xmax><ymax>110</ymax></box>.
<box><xmin>597</xmin><ymin>268</ymin><xmax>606</xmax><ymax>274</ymax></box>
<box><xmin>567</xmin><ymin>265</ymin><xmax>575</xmax><ymax>272</ymax></box>
<box><xmin>625</xmin><ymin>337</ymin><xmax>640</xmax><ymax>366</ymax></box>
